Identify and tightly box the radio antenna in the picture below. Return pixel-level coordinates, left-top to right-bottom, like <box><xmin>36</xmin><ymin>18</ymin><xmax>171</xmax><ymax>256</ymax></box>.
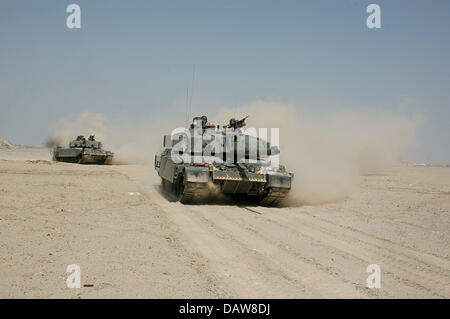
<box><xmin>185</xmin><ymin>87</ymin><xmax>189</xmax><ymax>127</ymax></box>
<box><xmin>188</xmin><ymin>64</ymin><xmax>196</xmax><ymax>123</ymax></box>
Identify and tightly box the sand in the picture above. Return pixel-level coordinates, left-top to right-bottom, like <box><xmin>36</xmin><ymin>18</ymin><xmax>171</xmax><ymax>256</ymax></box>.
<box><xmin>0</xmin><ymin>147</ymin><xmax>449</xmax><ymax>298</ymax></box>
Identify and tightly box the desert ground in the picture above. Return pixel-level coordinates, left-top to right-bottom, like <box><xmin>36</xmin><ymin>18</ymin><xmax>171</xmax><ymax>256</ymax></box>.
<box><xmin>0</xmin><ymin>146</ymin><xmax>449</xmax><ymax>298</ymax></box>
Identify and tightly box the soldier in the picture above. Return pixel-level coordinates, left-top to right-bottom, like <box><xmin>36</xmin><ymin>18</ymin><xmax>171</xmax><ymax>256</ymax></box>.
<box><xmin>191</xmin><ymin>116</ymin><xmax>205</xmax><ymax>129</ymax></box>
<box><xmin>224</xmin><ymin>118</ymin><xmax>237</xmax><ymax>132</ymax></box>
<box><xmin>191</xmin><ymin>116</ymin><xmax>215</xmax><ymax>129</ymax></box>
<box><xmin>226</xmin><ymin>116</ymin><xmax>247</xmax><ymax>132</ymax></box>
<box><xmin>229</xmin><ymin>118</ymin><xmax>237</xmax><ymax>129</ymax></box>
<box><xmin>88</xmin><ymin>135</ymin><xmax>95</xmax><ymax>141</ymax></box>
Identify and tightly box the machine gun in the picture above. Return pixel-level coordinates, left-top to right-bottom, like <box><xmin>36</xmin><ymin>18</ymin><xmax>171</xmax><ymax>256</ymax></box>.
<box><xmin>235</xmin><ymin>116</ymin><xmax>248</xmax><ymax>129</ymax></box>
<box><xmin>223</xmin><ymin>116</ymin><xmax>249</xmax><ymax>130</ymax></box>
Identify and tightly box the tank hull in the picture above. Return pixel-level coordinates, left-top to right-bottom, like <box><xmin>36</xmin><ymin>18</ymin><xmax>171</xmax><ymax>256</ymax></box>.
<box><xmin>155</xmin><ymin>154</ymin><xmax>292</xmax><ymax>206</ymax></box>
<box><xmin>53</xmin><ymin>147</ymin><xmax>113</xmax><ymax>165</ymax></box>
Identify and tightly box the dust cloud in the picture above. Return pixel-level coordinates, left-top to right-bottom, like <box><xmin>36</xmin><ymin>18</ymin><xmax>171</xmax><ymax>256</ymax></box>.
<box><xmin>215</xmin><ymin>100</ymin><xmax>419</xmax><ymax>205</ymax></box>
<box><xmin>49</xmin><ymin>99</ymin><xmax>419</xmax><ymax>205</ymax></box>
<box><xmin>49</xmin><ymin>112</ymin><xmax>166</xmax><ymax>165</ymax></box>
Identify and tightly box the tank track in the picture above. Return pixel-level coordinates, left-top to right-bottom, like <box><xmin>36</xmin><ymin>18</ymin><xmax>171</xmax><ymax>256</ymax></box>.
<box><xmin>54</xmin><ymin>157</ymin><xmax>81</xmax><ymax>163</ymax></box>
<box><xmin>162</xmin><ymin>178</ymin><xmax>289</xmax><ymax>206</ymax></box>
<box><xmin>180</xmin><ymin>182</ymin><xmax>208</xmax><ymax>203</ymax></box>
<box><xmin>259</xmin><ymin>187</ymin><xmax>290</xmax><ymax>206</ymax></box>
<box><xmin>55</xmin><ymin>156</ymin><xmax>109</xmax><ymax>165</ymax></box>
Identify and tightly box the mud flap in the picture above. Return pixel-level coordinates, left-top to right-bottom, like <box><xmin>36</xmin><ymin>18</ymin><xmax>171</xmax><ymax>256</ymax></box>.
<box><xmin>266</xmin><ymin>173</ymin><xmax>292</xmax><ymax>189</ymax></box>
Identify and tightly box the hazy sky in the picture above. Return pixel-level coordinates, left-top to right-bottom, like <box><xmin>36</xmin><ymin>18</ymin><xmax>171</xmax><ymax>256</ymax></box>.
<box><xmin>0</xmin><ymin>0</ymin><xmax>449</xmax><ymax>164</ymax></box>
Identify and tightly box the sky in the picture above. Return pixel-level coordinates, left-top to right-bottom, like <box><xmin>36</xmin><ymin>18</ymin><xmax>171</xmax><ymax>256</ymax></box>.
<box><xmin>0</xmin><ymin>0</ymin><xmax>449</xmax><ymax>164</ymax></box>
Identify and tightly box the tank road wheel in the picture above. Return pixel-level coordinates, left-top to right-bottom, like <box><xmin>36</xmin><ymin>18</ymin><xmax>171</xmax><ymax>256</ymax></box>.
<box><xmin>168</xmin><ymin>174</ymin><xmax>208</xmax><ymax>204</ymax></box>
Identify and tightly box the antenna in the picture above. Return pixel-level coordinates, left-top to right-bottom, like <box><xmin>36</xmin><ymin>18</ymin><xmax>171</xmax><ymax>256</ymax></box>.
<box><xmin>184</xmin><ymin>64</ymin><xmax>196</xmax><ymax>128</ymax></box>
<box><xmin>185</xmin><ymin>87</ymin><xmax>189</xmax><ymax>128</ymax></box>
<box><xmin>188</xmin><ymin>64</ymin><xmax>196</xmax><ymax>123</ymax></box>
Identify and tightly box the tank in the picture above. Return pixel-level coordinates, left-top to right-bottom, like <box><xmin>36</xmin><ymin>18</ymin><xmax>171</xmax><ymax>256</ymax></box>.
<box><xmin>155</xmin><ymin>116</ymin><xmax>293</xmax><ymax>206</ymax></box>
<box><xmin>53</xmin><ymin>135</ymin><xmax>114</xmax><ymax>164</ymax></box>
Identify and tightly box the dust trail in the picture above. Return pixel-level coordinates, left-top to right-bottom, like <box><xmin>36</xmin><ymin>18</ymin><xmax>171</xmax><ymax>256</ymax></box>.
<box><xmin>49</xmin><ymin>112</ymin><xmax>166</xmax><ymax>165</ymax></box>
<box><xmin>215</xmin><ymin>100</ymin><xmax>419</xmax><ymax>205</ymax></box>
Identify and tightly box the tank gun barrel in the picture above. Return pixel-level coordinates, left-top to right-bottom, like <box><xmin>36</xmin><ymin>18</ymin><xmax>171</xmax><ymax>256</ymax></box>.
<box><xmin>223</xmin><ymin>115</ymin><xmax>249</xmax><ymax>130</ymax></box>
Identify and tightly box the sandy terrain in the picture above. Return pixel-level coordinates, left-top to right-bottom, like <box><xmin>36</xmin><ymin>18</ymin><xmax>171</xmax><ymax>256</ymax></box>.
<box><xmin>0</xmin><ymin>147</ymin><xmax>449</xmax><ymax>298</ymax></box>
